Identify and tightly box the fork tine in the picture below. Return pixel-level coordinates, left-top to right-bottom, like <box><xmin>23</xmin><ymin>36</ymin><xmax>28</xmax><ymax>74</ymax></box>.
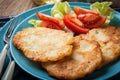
<box><xmin>8</xmin><ymin>19</ymin><xmax>19</xmax><ymax>38</ymax></box>
<box><xmin>5</xmin><ymin>19</ymin><xmax>14</xmax><ymax>37</ymax></box>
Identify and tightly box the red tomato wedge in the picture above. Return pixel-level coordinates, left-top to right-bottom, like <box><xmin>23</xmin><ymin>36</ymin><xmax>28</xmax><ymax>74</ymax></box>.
<box><xmin>74</xmin><ymin>6</ymin><xmax>99</xmax><ymax>15</ymax></box>
<box><xmin>36</xmin><ymin>12</ymin><xmax>64</xmax><ymax>28</ymax></box>
<box><xmin>63</xmin><ymin>14</ymin><xmax>89</xmax><ymax>34</ymax></box>
<box><xmin>40</xmin><ymin>21</ymin><xmax>62</xmax><ymax>30</ymax></box>
<box><xmin>78</xmin><ymin>13</ymin><xmax>100</xmax><ymax>23</ymax></box>
<box><xmin>74</xmin><ymin>7</ymin><xmax>106</xmax><ymax>29</ymax></box>
<box><xmin>77</xmin><ymin>14</ymin><xmax>86</xmax><ymax>21</ymax></box>
<box><xmin>84</xmin><ymin>16</ymin><xmax>106</xmax><ymax>29</ymax></box>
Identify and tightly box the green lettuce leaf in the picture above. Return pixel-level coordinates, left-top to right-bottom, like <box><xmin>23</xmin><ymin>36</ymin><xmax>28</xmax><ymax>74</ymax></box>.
<box><xmin>28</xmin><ymin>19</ymin><xmax>42</xmax><ymax>27</ymax></box>
<box><xmin>51</xmin><ymin>1</ymin><xmax>75</xmax><ymax>20</ymax></box>
<box><xmin>90</xmin><ymin>2</ymin><xmax>114</xmax><ymax>24</ymax></box>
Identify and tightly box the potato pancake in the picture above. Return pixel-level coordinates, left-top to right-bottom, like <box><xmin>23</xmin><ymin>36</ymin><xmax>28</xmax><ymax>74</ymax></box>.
<box><xmin>42</xmin><ymin>36</ymin><xmax>102</xmax><ymax>79</ymax></box>
<box><xmin>13</xmin><ymin>27</ymin><xmax>73</xmax><ymax>62</ymax></box>
<box><xmin>81</xmin><ymin>26</ymin><xmax>120</xmax><ymax>67</ymax></box>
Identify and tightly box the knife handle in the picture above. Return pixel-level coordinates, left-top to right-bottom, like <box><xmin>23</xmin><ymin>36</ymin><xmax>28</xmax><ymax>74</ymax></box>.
<box><xmin>0</xmin><ymin>44</ymin><xmax>8</xmax><ymax>76</ymax></box>
<box><xmin>1</xmin><ymin>61</ymin><xmax>15</xmax><ymax>80</ymax></box>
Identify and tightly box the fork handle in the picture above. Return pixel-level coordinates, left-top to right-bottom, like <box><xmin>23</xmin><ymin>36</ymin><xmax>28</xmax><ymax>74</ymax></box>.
<box><xmin>0</xmin><ymin>44</ymin><xmax>9</xmax><ymax>75</ymax></box>
<box><xmin>1</xmin><ymin>61</ymin><xmax>15</xmax><ymax>80</ymax></box>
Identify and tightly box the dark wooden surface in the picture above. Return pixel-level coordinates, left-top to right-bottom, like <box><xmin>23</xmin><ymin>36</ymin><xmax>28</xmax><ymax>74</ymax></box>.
<box><xmin>0</xmin><ymin>0</ymin><xmax>119</xmax><ymax>16</ymax></box>
<box><xmin>0</xmin><ymin>0</ymin><xmax>35</xmax><ymax>16</ymax></box>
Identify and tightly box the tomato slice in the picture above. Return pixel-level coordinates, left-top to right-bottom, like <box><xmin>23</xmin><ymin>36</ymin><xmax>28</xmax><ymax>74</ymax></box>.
<box><xmin>40</xmin><ymin>21</ymin><xmax>62</xmax><ymax>30</ymax></box>
<box><xmin>63</xmin><ymin>14</ymin><xmax>89</xmax><ymax>34</ymax></box>
<box><xmin>78</xmin><ymin>13</ymin><xmax>100</xmax><ymax>23</ymax></box>
<box><xmin>77</xmin><ymin>14</ymin><xmax>86</xmax><ymax>21</ymax></box>
<box><xmin>69</xmin><ymin>16</ymin><xmax>84</xmax><ymax>27</ymax></box>
<box><xmin>74</xmin><ymin>7</ymin><xmax>106</xmax><ymax>29</ymax></box>
<box><xmin>36</xmin><ymin>12</ymin><xmax>64</xmax><ymax>28</ymax></box>
<box><xmin>84</xmin><ymin>16</ymin><xmax>106</xmax><ymax>29</ymax></box>
<box><xmin>74</xmin><ymin>6</ymin><xmax>99</xmax><ymax>15</ymax></box>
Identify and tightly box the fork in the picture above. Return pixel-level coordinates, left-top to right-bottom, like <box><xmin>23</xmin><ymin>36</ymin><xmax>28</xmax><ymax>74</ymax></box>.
<box><xmin>0</xmin><ymin>18</ymin><xmax>19</xmax><ymax>80</ymax></box>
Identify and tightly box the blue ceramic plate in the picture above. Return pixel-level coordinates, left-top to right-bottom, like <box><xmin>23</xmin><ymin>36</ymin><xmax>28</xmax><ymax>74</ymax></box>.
<box><xmin>9</xmin><ymin>2</ymin><xmax>120</xmax><ymax>80</ymax></box>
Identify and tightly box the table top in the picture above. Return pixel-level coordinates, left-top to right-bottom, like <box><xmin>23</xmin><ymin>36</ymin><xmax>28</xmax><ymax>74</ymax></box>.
<box><xmin>0</xmin><ymin>0</ymin><xmax>35</xmax><ymax>16</ymax></box>
<box><xmin>0</xmin><ymin>0</ymin><xmax>81</xmax><ymax>16</ymax></box>
<box><xmin>0</xmin><ymin>0</ymin><xmax>120</xmax><ymax>16</ymax></box>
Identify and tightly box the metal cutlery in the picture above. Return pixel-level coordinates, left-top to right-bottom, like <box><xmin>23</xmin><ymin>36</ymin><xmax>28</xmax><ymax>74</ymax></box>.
<box><xmin>0</xmin><ymin>18</ymin><xmax>20</xmax><ymax>80</ymax></box>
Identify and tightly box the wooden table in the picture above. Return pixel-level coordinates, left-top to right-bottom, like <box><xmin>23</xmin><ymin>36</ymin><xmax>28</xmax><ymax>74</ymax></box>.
<box><xmin>0</xmin><ymin>0</ymin><xmax>119</xmax><ymax>16</ymax></box>
<box><xmin>0</xmin><ymin>0</ymin><xmax>35</xmax><ymax>16</ymax></box>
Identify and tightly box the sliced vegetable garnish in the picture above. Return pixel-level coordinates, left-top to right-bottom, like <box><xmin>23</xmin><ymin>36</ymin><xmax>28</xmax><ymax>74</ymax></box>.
<box><xmin>36</xmin><ymin>12</ymin><xmax>64</xmax><ymax>28</ymax></box>
<box><xmin>74</xmin><ymin>6</ymin><xmax>99</xmax><ymax>15</ymax></box>
<box><xmin>78</xmin><ymin>13</ymin><xmax>100</xmax><ymax>23</ymax></box>
<box><xmin>51</xmin><ymin>1</ymin><xmax>75</xmax><ymax>20</ymax></box>
<box><xmin>90</xmin><ymin>2</ymin><xmax>114</xmax><ymax>24</ymax></box>
<box><xmin>28</xmin><ymin>19</ymin><xmax>42</xmax><ymax>27</ymax></box>
<box><xmin>63</xmin><ymin>14</ymin><xmax>89</xmax><ymax>34</ymax></box>
<box><xmin>74</xmin><ymin>6</ymin><xmax>106</xmax><ymax>29</ymax></box>
<box><xmin>28</xmin><ymin>1</ymin><xmax>113</xmax><ymax>35</ymax></box>
<box><xmin>40</xmin><ymin>21</ymin><xmax>62</xmax><ymax>30</ymax></box>
<box><xmin>84</xmin><ymin>16</ymin><xmax>106</xmax><ymax>29</ymax></box>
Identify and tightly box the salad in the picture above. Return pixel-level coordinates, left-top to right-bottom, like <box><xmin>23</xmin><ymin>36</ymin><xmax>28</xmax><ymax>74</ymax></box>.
<box><xmin>29</xmin><ymin>1</ymin><xmax>114</xmax><ymax>34</ymax></box>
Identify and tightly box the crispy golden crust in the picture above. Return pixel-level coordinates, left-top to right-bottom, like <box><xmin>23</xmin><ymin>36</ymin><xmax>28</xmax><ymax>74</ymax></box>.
<box><xmin>13</xmin><ymin>27</ymin><xmax>73</xmax><ymax>62</ymax></box>
<box><xmin>42</xmin><ymin>36</ymin><xmax>102</xmax><ymax>79</ymax></box>
<box><xmin>81</xmin><ymin>26</ymin><xmax>120</xmax><ymax>67</ymax></box>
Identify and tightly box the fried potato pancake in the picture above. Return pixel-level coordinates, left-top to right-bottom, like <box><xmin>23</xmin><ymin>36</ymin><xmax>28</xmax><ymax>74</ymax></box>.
<box><xmin>13</xmin><ymin>27</ymin><xmax>73</xmax><ymax>62</ymax></box>
<box><xmin>81</xmin><ymin>26</ymin><xmax>120</xmax><ymax>67</ymax></box>
<box><xmin>42</xmin><ymin>36</ymin><xmax>102</xmax><ymax>79</ymax></box>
